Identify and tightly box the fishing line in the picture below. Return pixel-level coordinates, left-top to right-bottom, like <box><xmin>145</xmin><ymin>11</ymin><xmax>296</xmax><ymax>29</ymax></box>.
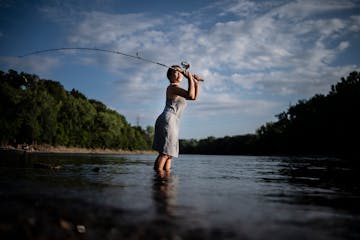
<box><xmin>19</xmin><ymin>47</ymin><xmax>204</xmax><ymax>81</ymax></box>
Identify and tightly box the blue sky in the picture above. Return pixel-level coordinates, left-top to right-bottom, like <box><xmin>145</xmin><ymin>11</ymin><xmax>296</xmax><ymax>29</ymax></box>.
<box><xmin>1</xmin><ymin>0</ymin><xmax>359</xmax><ymax>139</ymax></box>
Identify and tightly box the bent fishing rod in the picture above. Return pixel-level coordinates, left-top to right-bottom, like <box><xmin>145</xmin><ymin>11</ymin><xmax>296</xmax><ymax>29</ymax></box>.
<box><xmin>19</xmin><ymin>47</ymin><xmax>204</xmax><ymax>81</ymax></box>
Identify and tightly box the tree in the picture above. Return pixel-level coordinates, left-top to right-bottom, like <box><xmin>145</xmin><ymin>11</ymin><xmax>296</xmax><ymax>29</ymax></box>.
<box><xmin>0</xmin><ymin>69</ymin><xmax>153</xmax><ymax>150</ymax></box>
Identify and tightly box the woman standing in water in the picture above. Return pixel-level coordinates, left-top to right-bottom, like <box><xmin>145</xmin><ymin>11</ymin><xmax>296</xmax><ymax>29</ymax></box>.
<box><xmin>153</xmin><ymin>65</ymin><xmax>200</xmax><ymax>171</ymax></box>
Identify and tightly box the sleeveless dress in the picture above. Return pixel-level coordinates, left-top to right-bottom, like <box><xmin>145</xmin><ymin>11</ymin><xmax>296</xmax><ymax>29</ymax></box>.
<box><xmin>152</xmin><ymin>97</ymin><xmax>187</xmax><ymax>157</ymax></box>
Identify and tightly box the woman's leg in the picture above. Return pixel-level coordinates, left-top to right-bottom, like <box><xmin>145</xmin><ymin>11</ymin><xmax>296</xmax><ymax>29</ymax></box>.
<box><xmin>153</xmin><ymin>154</ymin><xmax>161</xmax><ymax>170</ymax></box>
<box><xmin>154</xmin><ymin>153</ymin><xmax>169</xmax><ymax>171</ymax></box>
<box><xmin>164</xmin><ymin>157</ymin><xmax>172</xmax><ymax>171</ymax></box>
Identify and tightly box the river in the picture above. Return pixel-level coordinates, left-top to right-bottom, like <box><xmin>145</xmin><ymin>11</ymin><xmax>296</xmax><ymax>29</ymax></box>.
<box><xmin>0</xmin><ymin>153</ymin><xmax>359</xmax><ymax>239</ymax></box>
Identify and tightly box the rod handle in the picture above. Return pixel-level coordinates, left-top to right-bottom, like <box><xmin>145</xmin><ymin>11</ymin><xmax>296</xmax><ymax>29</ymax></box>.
<box><xmin>178</xmin><ymin>69</ymin><xmax>204</xmax><ymax>82</ymax></box>
<box><xmin>193</xmin><ymin>75</ymin><xmax>204</xmax><ymax>82</ymax></box>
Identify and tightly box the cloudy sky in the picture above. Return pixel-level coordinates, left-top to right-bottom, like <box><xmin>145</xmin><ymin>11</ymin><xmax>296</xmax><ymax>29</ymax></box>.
<box><xmin>0</xmin><ymin>0</ymin><xmax>359</xmax><ymax>139</ymax></box>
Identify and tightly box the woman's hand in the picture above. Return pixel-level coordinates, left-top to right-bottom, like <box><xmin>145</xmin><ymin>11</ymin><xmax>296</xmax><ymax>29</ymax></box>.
<box><xmin>183</xmin><ymin>70</ymin><xmax>192</xmax><ymax>79</ymax></box>
<box><xmin>193</xmin><ymin>74</ymin><xmax>201</xmax><ymax>82</ymax></box>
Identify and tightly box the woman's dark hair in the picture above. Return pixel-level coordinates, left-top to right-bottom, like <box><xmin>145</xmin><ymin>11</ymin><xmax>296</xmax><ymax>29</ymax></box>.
<box><xmin>167</xmin><ymin>65</ymin><xmax>181</xmax><ymax>82</ymax></box>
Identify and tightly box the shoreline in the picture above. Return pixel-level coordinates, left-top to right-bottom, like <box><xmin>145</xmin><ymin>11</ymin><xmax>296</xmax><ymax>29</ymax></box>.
<box><xmin>0</xmin><ymin>144</ymin><xmax>156</xmax><ymax>155</ymax></box>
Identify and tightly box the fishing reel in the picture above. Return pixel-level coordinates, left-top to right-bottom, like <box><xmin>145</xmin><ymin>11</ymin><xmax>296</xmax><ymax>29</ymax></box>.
<box><xmin>180</xmin><ymin>61</ymin><xmax>204</xmax><ymax>81</ymax></box>
<box><xmin>181</xmin><ymin>61</ymin><xmax>190</xmax><ymax>71</ymax></box>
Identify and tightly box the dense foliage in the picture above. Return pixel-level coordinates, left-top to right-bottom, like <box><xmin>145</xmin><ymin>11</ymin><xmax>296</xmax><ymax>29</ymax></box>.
<box><xmin>180</xmin><ymin>71</ymin><xmax>360</xmax><ymax>158</ymax></box>
<box><xmin>2</xmin><ymin>69</ymin><xmax>359</xmax><ymax>157</ymax></box>
<box><xmin>0</xmin><ymin>69</ymin><xmax>153</xmax><ymax>150</ymax></box>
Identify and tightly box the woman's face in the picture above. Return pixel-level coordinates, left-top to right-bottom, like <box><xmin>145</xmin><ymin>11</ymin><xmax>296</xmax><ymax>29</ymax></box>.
<box><xmin>173</xmin><ymin>68</ymin><xmax>183</xmax><ymax>83</ymax></box>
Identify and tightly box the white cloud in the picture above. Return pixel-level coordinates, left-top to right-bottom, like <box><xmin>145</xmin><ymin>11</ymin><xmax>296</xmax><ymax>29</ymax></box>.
<box><xmin>68</xmin><ymin>12</ymin><xmax>162</xmax><ymax>46</ymax></box>
<box><xmin>18</xmin><ymin>0</ymin><xmax>358</xmax><ymax>136</ymax></box>
<box><xmin>350</xmin><ymin>15</ymin><xmax>360</xmax><ymax>32</ymax></box>
<box><xmin>270</xmin><ymin>0</ymin><xmax>356</xmax><ymax>20</ymax></box>
<box><xmin>338</xmin><ymin>41</ymin><xmax>350</xmax><ymax>51</ymax></box>
<box><xmin>224</xmin><ymin>0</ymin><xmax>257</xmax><ymax>17</ymax></box>
<box><xmin>0</xmin><ymin>55</ymin><xmax>59</xmax><ymax>76</ymax></box>
<box><xmin>189</xmin><ymin>92</ymin><xmax>280</xmax><ymax>117</ymax></box>
<box><xmin>50</xmin><ymin>1</ymin><xmax>359</xmax><ymax>96</ymax></box>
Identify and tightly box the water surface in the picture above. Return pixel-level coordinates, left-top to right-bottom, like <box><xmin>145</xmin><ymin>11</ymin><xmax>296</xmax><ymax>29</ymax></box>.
<box><xmin>0</xmin><ymin>153</ymin><xmax>359</xmax><ymax>239</ymax></box>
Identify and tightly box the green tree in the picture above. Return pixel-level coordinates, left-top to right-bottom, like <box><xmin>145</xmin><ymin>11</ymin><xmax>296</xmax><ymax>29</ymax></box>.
<box><xmin>0</xmin><ymin>69</ymin><xmax>164</xmax><ymax>151</ymax></box>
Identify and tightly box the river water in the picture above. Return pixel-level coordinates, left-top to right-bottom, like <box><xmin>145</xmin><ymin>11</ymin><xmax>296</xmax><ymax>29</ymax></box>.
<box><xmin>1</xmin><ymin>153</ymin><xmax>360</xmax><ymax>239</ymax></box>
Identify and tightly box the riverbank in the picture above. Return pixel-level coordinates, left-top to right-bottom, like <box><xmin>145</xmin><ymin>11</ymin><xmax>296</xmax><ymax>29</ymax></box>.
<box><xmin>0</xmin><ymin>144</ymin><xmax>155</xmax><ymax>155</ymax></box>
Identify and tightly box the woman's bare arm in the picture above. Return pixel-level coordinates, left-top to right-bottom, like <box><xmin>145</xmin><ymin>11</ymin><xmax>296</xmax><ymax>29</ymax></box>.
<box><xmin>193</xmin><ymin>74</ymin><xmax>200</xmax><ymax>100</ymax></box>
<box><xmin>167</xmin><ymin>72</ymin><xmax>198</xmax><ymax>100</ymax></box>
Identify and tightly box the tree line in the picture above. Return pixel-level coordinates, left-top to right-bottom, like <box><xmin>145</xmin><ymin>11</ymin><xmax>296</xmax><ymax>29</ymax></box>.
<box><xmin>1</xmin><ymin>69</ymin><xmax>359</xmax><ymax>157</ymax></box>
<box><xmin>0</xmin><ymin>69</ymin><xmax>153</xmax><ymax>150</ymax></box>
<box><xmin>180</xmin><ymin>71</ymin><xmax>360</xmax><ymax>158</ymax></box>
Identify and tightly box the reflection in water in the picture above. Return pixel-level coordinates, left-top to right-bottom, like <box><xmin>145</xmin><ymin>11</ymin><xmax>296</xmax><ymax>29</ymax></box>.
<box><xmin>152</xmin><ymin>170</ymin><xmax>178</xmax><ymax>218</ymax></box>
<box><xmin>2</xmin><ymin>152</ymin><xmax>360</xmax><ymax>239</ymax></box>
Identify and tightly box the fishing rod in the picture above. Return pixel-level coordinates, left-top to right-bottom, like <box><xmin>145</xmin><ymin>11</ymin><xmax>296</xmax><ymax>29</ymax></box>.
<box><xmin>19</xmin><ymin>47</ymin><xmax>204</xmax><ymax>81</ymax></box>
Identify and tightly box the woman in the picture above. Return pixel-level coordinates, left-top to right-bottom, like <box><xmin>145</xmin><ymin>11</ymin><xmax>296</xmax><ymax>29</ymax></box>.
<box><xmin>153</xmin><ymin>65</ymin><xmax>200</xmax><ymax>171</ymax></box>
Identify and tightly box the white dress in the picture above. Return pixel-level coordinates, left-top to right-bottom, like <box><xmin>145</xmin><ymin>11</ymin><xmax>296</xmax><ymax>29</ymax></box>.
<box><xmin>152</xmin><ymin>97</ymin><xmax>187</xmax><ymax>157</ymax></box>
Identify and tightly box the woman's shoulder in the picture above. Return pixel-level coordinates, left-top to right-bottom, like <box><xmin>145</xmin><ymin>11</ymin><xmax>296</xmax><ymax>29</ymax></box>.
<box><xmin>167</xmin><ymin>84</ymin><xmax>180</xmax><ymax>96</ymax></box>
<box><xmin>167</xmin><ymin>84</ymin><xmax>181</xmax><ymax>89</ymax></box>
<box><xmin>167</xmin><ymin>84</ymin><xmax>189</xmax><ymax>99</ymax></box>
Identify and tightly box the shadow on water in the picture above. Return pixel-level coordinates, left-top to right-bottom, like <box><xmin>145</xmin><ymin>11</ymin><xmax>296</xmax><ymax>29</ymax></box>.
<box><xmin>0</xmin><ymin>152</ymin><xmax>131</xmax><ymax>195</ymax></box>
<box><xmin>279</xmin><ymin>157</ymin><xmax>360</xmax><ymax>189</ymax></box>
<box><xmin>2</xmin><ymin>151</ymin><xmax>360</xmax><ymax>239</ymax></box>
<box><xmin>264</xmin><ymin>156</ymin><xmax>360</xmax><ymax>213</ymax></box>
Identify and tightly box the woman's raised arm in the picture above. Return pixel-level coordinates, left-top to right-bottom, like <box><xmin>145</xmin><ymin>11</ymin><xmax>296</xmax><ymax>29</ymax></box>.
<box><xmin>167</xmin><ymin>71</ymin><xmax>199</xmax><ymax>100</ymax></box>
